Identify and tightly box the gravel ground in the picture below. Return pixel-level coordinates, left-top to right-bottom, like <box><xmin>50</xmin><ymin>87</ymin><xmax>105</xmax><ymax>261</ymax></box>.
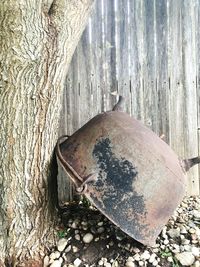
<box><xmin>44</xmin><ymin>196</ymin><xmax>200</xmax><ymax>267</ymax></box>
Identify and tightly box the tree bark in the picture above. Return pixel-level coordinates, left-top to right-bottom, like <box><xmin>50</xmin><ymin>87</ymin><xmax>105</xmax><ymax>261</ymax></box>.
<box><xmin>0</xmin><ymin>0</ymin><xmax>94</xmax><ymax>266</ymax></box>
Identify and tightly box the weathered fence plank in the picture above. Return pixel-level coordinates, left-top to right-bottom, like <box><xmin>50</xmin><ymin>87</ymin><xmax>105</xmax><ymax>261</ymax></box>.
<box><xmin>129</xmin><ymin>0</ymin><xmax>144</xmax><ymax>120</ymax></box>
<box><xmin>156</xmin><ymin>0</ymin><xmax>169</xmax><ymax>141</ymax></box>
<box><xmin>181</xmin><ymin>0</ymin><xmax>199</xmax><ymax>194</ymax></box>
<box><xmin>58</xmin><ymin>0</ymin><xmax>200</xmax><ymax>202</ymax></box>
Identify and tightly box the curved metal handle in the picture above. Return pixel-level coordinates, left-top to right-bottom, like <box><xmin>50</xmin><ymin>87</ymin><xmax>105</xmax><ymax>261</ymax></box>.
<box><xmin>56</xmin><ymin>135</ymin><xmax>97</xmax><ymax>194</ymax></box>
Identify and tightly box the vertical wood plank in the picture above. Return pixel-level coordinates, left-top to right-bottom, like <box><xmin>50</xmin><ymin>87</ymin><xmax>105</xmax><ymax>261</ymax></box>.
<box><xmin>156</xmin><ymin>0</ymin><xmax>169</xmax><ymax>142</ymax></box>
<box><xmin>142</xmin><ymin>0</ymin><xmax>158</xmax><ymax>132</ymax></box>
<box><xmin>168</xmin><ymin>0</ymin><xmax>185</xmax><ymax>156</ymax></box>
<box><xmin>129</xmin><ymin>0</ymin><xmax>144</xmax><ymax>120</ymax></box>
<box><xmin>103</xmin><ymin>0</ymin><xmax>117</xmax><ymax>110</ymax></box>
<box><xmin>77</xmin><ymin>26</ymin><xmax>92</xmax><ymax>127</ymax></box>
<box><xmin>91</xmin><ymin>0</ymin><xmax>104</xmax><ymax>114</ymax></box>
<box><xmin>182</xmin><ymin>0</ymin><xmax>199</xmax><ymax>194</ymax></box>
<box><xmin>197</xmin><ymin>1</ymin><xmax>200</xmax><ymax>193</ymax></box>
<box><xmin>116</xmin><ymin>0</ymin><xmax>131</xmax><ymax>114</ymax></box>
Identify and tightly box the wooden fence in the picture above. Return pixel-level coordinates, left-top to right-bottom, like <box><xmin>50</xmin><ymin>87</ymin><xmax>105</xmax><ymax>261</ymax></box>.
<box><xmin>58</xmin><ymin>0</ymin><xmax>200</xmax><ymax>203</ymax></box>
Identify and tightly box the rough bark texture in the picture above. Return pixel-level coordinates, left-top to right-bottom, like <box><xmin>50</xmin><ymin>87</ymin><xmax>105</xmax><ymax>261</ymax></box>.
<box><xmin>0</xmin><ymin>0</ymin><xmax>94</xmax><ymax>266</ymax></box>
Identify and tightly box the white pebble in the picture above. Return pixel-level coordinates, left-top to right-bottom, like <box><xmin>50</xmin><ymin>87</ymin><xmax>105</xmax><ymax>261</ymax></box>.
<box><xmin>49</xmin><ymin>260</ymin><xmax>62</xmax><ymax>267</ymax></box>
<box><xmin>192</xmin><ymin>210</ymin><xmax>200</xmax><ymax>219</ymax></box>
<box><xmin>65</xmin><ymin>245</ymin><xmax>72</xmax><ymax>253</ymax></box>
<box><xmin>132</xmin><ymin>247</ymin><xmax>140</xmax><ymax>253</ymax></box>
<box><xmin>134</xmin><ymin>253</ymin><xmax>141</xmax><ymax>261</ymax></box>
<box><xmin>149</xmin><ymin>253</ymin><xmax>156</xmax><ymax>263</ymax></box>
<box><xmin>112</xmin><ymin>260</ymin><xmax>119</xmax><ymax>267</ymax></box>
<box><xmin>163</xmin><ymin>239</ymin><xmax>169</xmax><ymax>245</ymax></box>
<box><xmin>43</xmin><ymin>255</ymin><xmax>49</xmax><ymax>267</ymax></box>
<box><xmin>192</xmin><ymin>246</ymin><xmax>200</xmax><ymax>257</ymax></box>
<box><xmin>127</xmin><ymin>257</ymin><xmax>134</xmax><ymax>262</ymax></box>
<box><xmin>194</xmin><ymin>261</ymin><xmax>200</xmax><ymax>267</ymax></box>
<box><xmin>49</xmin><ymin>251</ymin><xmax>60</xmax><ymax>260</ymax></box>
<box><xmin>141</xmin><ymin>251</ymin><xmax>150</xmax><ymax>260</ymax></box>
<box><xmin>74</xmin><ymin>258</ymin><xmax>82</xmax><ymax>267</ymax></box>
<box><xmin>175</xmin><ymin>252</ymin><xmax>195</xmax><ymax>266</ymax></box>
<box><xmin>72</xmin><ymin>246</ymin><xmax>79</xmax><ymax>253</ymax></box>
<box><xmin>167</xmin><ymin>228</ymin><xmax>180</xmax><ymax>239</ymax></box>
<box><xmin>71</xmin><ymin>222</ymin><xmax>77</xmax><ymax>229</ymax></box>
<box><xmin>104</xmin><ymin>263</ymin><xmax>112</xmax><ymax>267</ymax></box>
<box><xmin>138</xmin><ymin>261</ymin><xmax>144</xmax><ymax>266</ymax></box>
<box><xmin>125</xmin><ymin>261</ymin><xmax>136</xmax><ymax>267</ymax></box>
<box><xmin>98</xmin><ymin>260</ymin><xmax>104</xmax><ymax>265</ymax></box>
<box><xmin>75</xmin><ymin>234</ymin><xmax>81</xmax><ymax>241</ymax></box>
<box><xmin>184</xmin><ymin>245</ymin><xmax>191</xmax><ymax>251</ymax></box>
<box><xmin>189</xmin><ymin>228</ymin><xmax>196</xmax><ymax>234</ymax></box>
<box><xmin>152</xmin><ymin>260</ymin><xmax>158</xmax><ymax>266</ymax></box>
<box><xmin>167</xmin><ymin>256</ymin><xmax>173</xmax><ymax>262</ymax></box>
<box><xmin>57</xmin><ymin>238</ymin><xmax>68</xmax><ymax>252</ymax></box>
<box><xmin>182</xmin><ymin>239</ymin><xmax>190</xmax><ymax>245</ymax></box>
<box><xmin>83</xmin><ymin>233</ymin><xmax>94</xmax><ymax>243</ymax></box>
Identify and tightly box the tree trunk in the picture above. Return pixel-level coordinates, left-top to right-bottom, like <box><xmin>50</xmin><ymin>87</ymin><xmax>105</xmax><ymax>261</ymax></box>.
<box><xmin>0</xmin><ymin>1</ymin><xmax>94</xmax><ymax>266</ymax></box>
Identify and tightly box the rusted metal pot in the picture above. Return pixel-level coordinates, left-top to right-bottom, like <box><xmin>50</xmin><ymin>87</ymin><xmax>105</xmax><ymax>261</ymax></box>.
<box><xmin>56</xmin><ymin>96</ymin><xmax>200</xmax><ymax>246</ymax></box>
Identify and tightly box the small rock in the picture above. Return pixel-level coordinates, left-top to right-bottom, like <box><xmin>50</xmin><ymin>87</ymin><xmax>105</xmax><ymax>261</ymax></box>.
<box><xmin>163</xmin><ymin>239</ymin><xmax>169</xmax><ymax>245</ymax></box>
<box><xmin>138</xmin><ymin>261</ymin><xmax>144</xmax><ymax>266</ymax></box>
<box><xmin>83</xmin><ymin>233</ymin><xmax>94</xmax><ymax>243</ymax></box>
<box><xmin>134</xmin><ymin>253</ymin><xmax>141</xmax><ymax>261</ymax></box>
<box><xmin>97</xmin><ymin>227</ymin><xmax>105</xmax><ymax>234</ymax></box>
<box><xmin>59</xmin><ymin>258</ymin><xmax>63</xmax><ymax>264</ymax></box>
<box><xmin>175</xmin><ymin>252</ymin><xmax>195</xmax><ymax>266</ymax></box>
<box><xmin>98</xmin><ymin>259</ymin><xmax>104</xmax><ymax>266</ymax></box>
<box><xmin>74</xmin><ymin>258</ymin><xmax>82</xmax><ymax>267</ymax></box>
<box><xmin>149</xmin><ymin>253</ymin><xmax>156</xmax><ymax>263</ymax></box>
<box><xmin>72</xmin><ymin>246</ymin><xmax>79</xmax><ymax>253</ymax></box>
<box><xmin>153</xmin><ymin>248</ymin><xmax>159</xmax><ymax>253</ymax></box>
<box><xmin>104</xmin><ymin>263</ymin><xmax>112</xmax><ymax>267</ymax></box>
<box><xmin>49</xmin><ymin>260</ymin><xmax>62</xmax><ymax>267</ymax></box>
<box><xmin>125</xmin><ymin>261</ymin><xmax>136</xmax><ymax>267</ymax></box>
<box><xmin>182</xmin><ymin>239</ymin><xmax>190</xmax><ymax>245</ymax></box>
<box><xmin>192</xmin><ymin>246</ymin><xmax>200</xmax><ymax>257</ymax></box>
<box><xmin>178</xmin><ymin>208</ymin><xmax>183</xmax><ymax>213</ymax></box>
<box><xmin>127</xmin><ymin>257</ymin><xmax>134</xmax><ymax>262</ymax></box>
<box><xmin>98</xmin><ymin>221</ymin><xmax>104</xmax><ymax>226</ymax></box>
<box><xmin>75</xmin><ymin>234</ymin><xmax>81</xmax><ymax>241</ymax></box>
<box><xmin>167</xmin><ymin>228</ymin><xmax>180</xmax><ymax>239</ymax></box>
<box><xmin>132</xmin><ymin>247</ymin><xmax>140</xmax><ymax>253</ymax></box>
<box><xmin>49</xmin><ymin>251</ymin><xmax>60</xmax><ymax>260</ymax></box>
<box><xmin>180</xmin><ymin>225</ymin><xmax>187</xmax><ymax>234</ymax></box>
<box><xmin>184</xmin><ymin>245</ymin><xmax>191</xmax><ymax>251</ymax></box>
<box><xmin>189</xmin><ymin>228</ymin><xmax>196</xmax><ymax>234</ymax></box>
<box><xmin>112</xmin><ymin>260</ymin><xmax>119</xmax><ymax>267</ymax></box>
<box><xmin>57</xmin><ymin>238</ymin><xmax>68</xmax><ymax>252</ymax></box>
<box><xmin>65</xmin><ymin>245</ymin><xmax>72</xmax><ymax>253</ymax></box>
<box><xmin>167</xmin><ymin>256</ymin><xmax>173</xmax><ymax>262</ymax></box>
<box><xmin>43</xmin><ymin>255</ymin><xmax>49</xmax><ymax>267</ymax></box>
<box><xmin>192</xmin><ymin>210</ymin><xmax>200</xmax><ymax>220</ymax></box>
<box><xmin>141</xmin><ymin>251</ymin><xmax>150</xmax><ymax>260</ymax></box>
<box><xmin>152</xmin><ymin>260</ymin><xmax>158</xmax><ymax>266</ymax></box>
<box><xmin>194</xmin><ymin>261</ymin><xmax>200</xmax><ymax>267</ymax></box>
<box><xmin>160</xmin><ymin>245</ymin><xmax>166</xmax><ymax>250</ymax></box>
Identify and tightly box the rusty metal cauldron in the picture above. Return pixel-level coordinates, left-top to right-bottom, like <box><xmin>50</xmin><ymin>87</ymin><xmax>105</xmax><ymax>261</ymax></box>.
<box><xmin>56</xmin><ymin>96</ymin><xmax>200</xmax><ymax>246</ymax></box>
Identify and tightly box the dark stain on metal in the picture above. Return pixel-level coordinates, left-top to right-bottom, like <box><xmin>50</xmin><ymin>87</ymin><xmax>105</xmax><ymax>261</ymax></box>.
<box><xmin>91</xmin><ymin>137</ymin><xmax>147</xmax><ymax>239</ymax></box>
